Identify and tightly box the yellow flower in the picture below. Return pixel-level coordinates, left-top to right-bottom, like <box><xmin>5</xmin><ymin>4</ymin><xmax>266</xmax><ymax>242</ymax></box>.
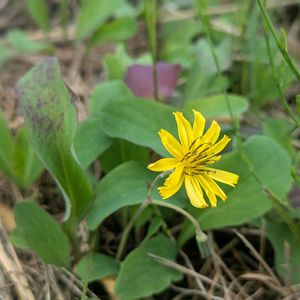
<box><xmin>148</xmin><ymin>110</ymin><xmax>239</xmax><ymax>208</ymax></box>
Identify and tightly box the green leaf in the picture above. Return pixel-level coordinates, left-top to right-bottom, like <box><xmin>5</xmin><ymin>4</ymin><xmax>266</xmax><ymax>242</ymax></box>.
<box><xmin>10</xmin><ymin>228</ymin><xmax>30</xmax><ymax>249</ymax></box>
<box><xmin>12</xmin><ymin>127</ymin><xmax>44</xmax><ymax>188</ymax></box>
<box><xmin>76</xmin><ymin>253</ymin><xmax>119</xmax><ymax>282</ymax></box>
<box><xmin>115</xmin><ymin>235</ymin><xmax>181</xmax><ymax>300</ymax></box>
<box><xmin>179</xmin><ymin>135</ymin><xmax>292</xmax><ymax>245</ymax></box>
<box><xmin>97</xmin><ymin>97</ymin><xmax>176</xmax><ymax>156</ymax></box>
<box><xmin>266</xmin><ymin>221</ymin><xmax>300</xmax><ymax>284</ymax></box>
<box><xmin>16</xmin><ymin>57</ymin><xmax>93</xmax><ymax>224</ymax></box>
<box><xmin>103</xmin><ymin>55</ymin><xmax>125</xmax><ymax>80</ymax></box>
<box><xmin>262</xmin><ymin>118</ymin><xmax>295</xmax><ymax>157</ymax></box>
<box><xmin>87</xmin><ymin>161</ymin><xmax>153</xmax><ymax>230</ymax></box>
<box><xmin>7</xmin><ymin>30</ymin><xmax>51</xmax><ymax>54</ymax></box>
<box><xmin>0</xmin><ymin>110</ymin><xmax>14</xmax><ymax>179</ymax></box>
<box><xmin>76</xmin><ymin>0</ymin><xmax>123</xmax><ymax>41</ymax></box>
<box><xmin>183</xmin><ymin>94</ymin><xmax>249</xmax><ymax>119</ymax></box>
<box><xmin>14</xmin><ymin>201</ymin><xmax>71</xmax><ymax>268</ymax></box>
<box><xmin>0</xmin><ymin>43</ymin><xmax>14</xmax><ymax>65</ymax></box>
<box><xmin>182</xmin><ymin>39</ymin><xmax>231</xmax><ymax>100</ymax></box>
<box><xmin>146</xmin><ymin>216</ymin><xmax>162</xmax><ymax>239</ymax></box>
<box><xmin>27</xmin><ymin>0</ymin><xmax>49</xmax><ymax>32</ymax></box>
<box><xmin>90</xmin><ymin>17</ymin><xmax>137</xmax><ymax>47</ymax></box>
<box><xmin>89</xmin><ymin>80</ymin><xmax>132</xmax><ymax>115</ymax></box>
<box><xmin>74</xmin><ymin>117</ymin><xmax>112</xmax><ymax>169</ymax></box>
<box><xmin>99</xmin><ymin>139</ymin><xmax>149</xmax><ymax>173</ymax></box>
<box><xmin>87</xmin><ymin>161</ymin><xmax>185</xmax><ymax>230</ymax></box>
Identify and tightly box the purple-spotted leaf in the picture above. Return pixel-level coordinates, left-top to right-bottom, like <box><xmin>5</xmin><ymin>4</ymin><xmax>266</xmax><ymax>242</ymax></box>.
<box><xmin>124</xmin><ymin>62</ymin><xmax>180</xmax><ymax>99</ymax></box>
<box><xmin>16</xmin><ymin>57</ymin><xmax>93</xmax><ymax>224</ymax></box>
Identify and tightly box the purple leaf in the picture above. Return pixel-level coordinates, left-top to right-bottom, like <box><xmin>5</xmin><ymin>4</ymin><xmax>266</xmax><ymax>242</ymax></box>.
<box><xmin>124</xmin><ymin>62</ymin><xmax>180</xmax><ymax>99</ymax></box>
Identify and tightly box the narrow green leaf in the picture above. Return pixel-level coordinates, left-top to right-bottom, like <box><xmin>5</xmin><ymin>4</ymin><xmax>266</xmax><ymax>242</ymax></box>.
<box><xmin>7</xmin><ymin>30</ymin><xmax>51</xmax><ymax>54</ymax></box>
<box><xmin>14</xmin><ymin>201</ymin><xmax>71</xmax><ymax>268</ymax></box>
<box><xmin>12</xmin><ymin>127</ymin><xmax>44</xmax><ymax>188</ymax></box>
<box><xmin>115</xmin><ymin>235</ymin><xmax>181</xmax><ymax>300</ymax></box>
<box><xmin>74</xmin><ymin>117</ymin><xmax>112</xmax><ymax>169</ymax></box>
<box><xmin>179</xmin><ymin>136</ymin><xmax>292</xmax><ymax>245</ymax></box>
<box><xmin>103</xmin><ymin>55</ymin><xmax>125</xmax><ymax>80</ymax></box>
<box><xmin>90</xmin><ymin>17</ymin><xmax>137</xmax><ymax>47</ymax></box>
<box><xmin>0</xmin><ymin>110</ymin><xmax>14</xmax><ymax>179</ymax></box>
<box><xmin>76</xmin><ymin>0</ymin><xmax>123</xmax><ymax>41</ymax></box>
<box><xmin>27</xmin><ymin>0</ymin><xmax>49</xmax><ymax>32</ymax></box>
<box><xmin>76</xmin><ymin>253</ymin><xmax>119</xmax><ymax>282</ymax></box>
<box><xmin>16</xmin><ymin>57</ymin><xmax>93</xmax><ymax>224</ymax></box>
<box><xmin>183</xmin><ymin>94</ymin><xmax>249</xmax><ymax>119</ymax></box>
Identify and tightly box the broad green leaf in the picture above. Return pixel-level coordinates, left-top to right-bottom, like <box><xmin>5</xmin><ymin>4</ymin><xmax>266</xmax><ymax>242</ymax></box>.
<box><xmin>90</xmin><ymin>17</ymin><xmax>137</xmax><ymax>47</ymax></box>
<box><xmin>97</xmin><ymin>97</ymin><xmax>176</xmax><ymax>156</ymax></box>
<box><xmin>103</xmin><ymin>55</ymin><xmax>125</xmax><ymax>80</ymax></box>
<box><xmin>0</xmin><ymin>110</ymin><xmax>14</xmax><ymax>179</ymax></box>
<box><xmin>87</xmin><ymin>161</ymin><xmax>185</xmax><ymax>230</ymax></box>
<box><xmin>87</xmin><ymin>161</ymin><xmax>153</xmax><ymax>230</ymax></box>
<box><xmin>76</xmin><ymin>253</ymin><xmax>119</xmax><ymax>282</ymax></box>
<box><xmin>183</xmin><ymin>94</ymin><xmax>249</xmax><ymax>119</ymax></box>
<box><xmin>7</xmin><ymin>30</ymin><xmax>51</xmax><ymax>54</ymax></box>
<box><xmin>76</xmin><ymin>0</ymin><xmax>123</xmax><ymax>41</ymax></box>
<box><xmin>266</xmin><ymin>221</ymin><xmax>300</xmax><ymax>284</ymax></box>
<box><xmin>99</xmin><ymin>139</ymin><xmax>149</xmax><ymax>173</ymax></box>
<box><xmin>74</xmin><ymin>117</ymin><xmax>112</xmax><ymax>169</ymax></box>
<box><xmin>12</xmin><ymin>127</ymin><xmax>44</xmax><ymax>188</ymax></box>
<box><xmin>115</xmin><ymin>235</ymin><xmax>181</xmax><ymax>300</ymax></box>
<box><xmin>14</xmin><ymin>201</ymin><xmax>71</xmax><ymax>268</ymax></box>
<box><xmin>262</xmin><ymin>118</ymin><xmax>295</xmax><ymax>157</ymax></box>
<box><xmin>179</xmin><ymin>136</ymin><xmax>292</xmax><ymax>245</ymax></box>
<box><xmin>10</xmin><ymin>228</ymin><xmax>30</xmax><ymax>249</ymax></box>
<box><xmin>27</xmin><ymin>0</ymin><xmax>49</xmax><ymax>32</ymax></box>
<box><xmin>16</xmin><ymin>57</ymin><xmax>93</xmax><ymax>224</ymax></box>
<box><xmin>89</xmin><ymin>80</ymin><xmax>132</xmax><ymax>115</ymax></box>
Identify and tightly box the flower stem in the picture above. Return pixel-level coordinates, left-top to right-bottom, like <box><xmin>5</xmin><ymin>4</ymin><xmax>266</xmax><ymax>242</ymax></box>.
<box><xmin>116</xmin><ymin>173</ymin><xmax>166</xmax><ymax>261</ymax></box>
<box><xmin>116</xmin><ymin>171</ymin><xmax>209</xmax><ymax>260</ymax></box>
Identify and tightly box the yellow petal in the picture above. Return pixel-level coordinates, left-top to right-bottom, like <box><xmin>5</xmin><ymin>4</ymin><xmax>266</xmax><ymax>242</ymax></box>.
<box><xmin>203</xmin><ymin>175</ymin><xmax>227</xmax><ymax>201</ymax></box>
<box><xmin>159</xmin><ymin>129</ymin><xmax>184</xmax><ymax>159</ymax></box>
<box><xmin>207</xmin><ymin>135</ymin><xmax>231</xmax><ymax>156</ymax></box>
<box><xmin>158</xmin><ymin>165</ymin><xmax>184</xmax><ymax>199</ymax></box>
<box><xmin>201</xmin><ymin>120</ymin><xmax>221</xmax><ymax>147</ymax></box>
<box><xmin>148</xmin><ymin>158</ymin><xmax>178</xmax><ymax>172</ymax></box>
<box><xmin>197</xmin><ymin>175</ymin><xmax>217</xmax><ymax>207</ymax></box>
<box><xmin>192</xmin><ymin>109</ymin><xmax>205</xmax><ymax>140</ymax></box>
<box><xmin>184</xmin><ymin>175</ymin><xmax>208</xmax><ymax>208</ymax></box>
<box><xmin>174</xmin><ymin>112</ymin><xmax>193</xmax><ymax>150</ymax></box>
<box><xmin>203</xmin><ymin>167</ymin><xmax>239</xmax><ymax>187</ymax></box>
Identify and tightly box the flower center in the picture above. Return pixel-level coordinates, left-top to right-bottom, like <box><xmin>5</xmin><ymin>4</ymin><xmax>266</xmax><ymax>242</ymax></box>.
<box><xmin>182</xmin><ymin>140</ymin><xmax>217</xmax><ymax>176</ymax></box>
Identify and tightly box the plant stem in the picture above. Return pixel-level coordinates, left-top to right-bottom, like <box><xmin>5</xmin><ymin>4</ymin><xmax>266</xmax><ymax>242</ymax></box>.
<box><xmin>116</xmin><ymin>171</ymin><xmax>209</xmax><ymax>260</ymax></box>
<box><xmin>145</xmin><ymin>0</ymin><xmax>159</xmax><ymax>101</ymax></box>
<box><xmin>195</xmin><ymin>0</ymin><xmax>241</xmax><ymax>145</ymax></box>
<box><xmin>264</xmin><ymin>31</ymin><xmax>300</xmax><ymax>127</ymax></box>
<box><xmin>116</xmin><ymin>172</ymin><xmax>166</xmax><ymax>261</ymax></box>
<box><xmin>257</xmin><ymin>0</ymin><xmax>300</xmax><ymax>82</ymax></box>
<box><xmin>80</xmin><ymin>281</ymin><xmax>88</xmax><ymax>300</ymax></box>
